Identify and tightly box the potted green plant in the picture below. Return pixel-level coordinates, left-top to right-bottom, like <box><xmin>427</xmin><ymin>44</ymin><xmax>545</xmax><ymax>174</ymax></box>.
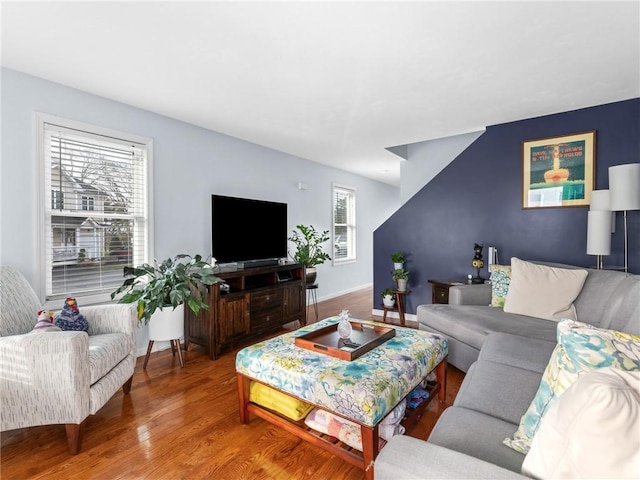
<box><xmin>288</xmin><ymin>224</ymin><xmax>331</xmax><ymax>284</ymax></box>
<box><xmin>381</xmin><ymin>287</ymin><xmax>395</xmax><ymax>307</ymax></box>
<box><xmin>111</xmin><ymin>254</ymin><xmax>222</xmax><ymax>324</ymax></box>
<box><xmin>392</xmin><ymin>268</ymin><xmax>410</xmax><ymax>291</ymax></box>
<box><xmin>391</xmin><ymin>251</ymin><xmax>405</xmax><ymax>270</ymax></box>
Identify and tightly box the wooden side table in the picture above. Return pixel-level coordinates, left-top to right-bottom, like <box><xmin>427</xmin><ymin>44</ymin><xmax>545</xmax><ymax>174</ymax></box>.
<box><xmin>428</xmin><ymin>280</ymin><xmax>464</xmax><ymax>304</ymax></box>
<box><xmin>382</xmin><ymin>289</ymin><xmax>411</xmax><ymax>326</ymax></box>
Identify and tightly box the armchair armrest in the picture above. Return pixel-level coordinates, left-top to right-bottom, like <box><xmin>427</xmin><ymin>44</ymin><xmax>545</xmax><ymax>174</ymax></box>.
<box><xmin>449</xmin><ymin>284</ymin><xmax>491</xmax><ymax>306</ymax></box>
<box><xmin>375</xmin><ymin>437</ymin><xmax>527</xmax><ymax>479</ymax></box>
<box><xmin>0</xmin><ymin>332</ymin><xmax>90</xmax><ymax>430</ymax></box>
<box><xmin>84</xmin><ymin>303</ymin><xmax>137</xmax><ymax>337</ymax></box>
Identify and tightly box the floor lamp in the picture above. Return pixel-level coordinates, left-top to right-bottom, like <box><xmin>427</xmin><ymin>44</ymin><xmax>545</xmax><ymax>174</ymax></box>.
<box><xmin>609</xmin><ymin>163</ymin><xmax>640</xmax><ymax>273</ymax></box>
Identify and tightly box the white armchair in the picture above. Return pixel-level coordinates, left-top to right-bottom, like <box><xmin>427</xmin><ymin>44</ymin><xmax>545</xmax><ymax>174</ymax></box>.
<box><xmin>0</xmin><ymin>266</ymin><xmax>137</xmax><ymax>453</ymax></box>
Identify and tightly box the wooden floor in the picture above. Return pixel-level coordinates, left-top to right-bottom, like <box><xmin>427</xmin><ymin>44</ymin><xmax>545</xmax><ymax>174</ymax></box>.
<box><xmin>1</xmin><ymin>287</ymin><xmax>464</xmax><ymax>479</ymax></box>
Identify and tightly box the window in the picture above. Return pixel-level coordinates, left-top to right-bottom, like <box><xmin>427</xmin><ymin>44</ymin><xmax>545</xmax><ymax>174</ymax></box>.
<box><xmin>51</xmin><ymin>189</ymin><xmax>64</xmax><ymax>210</ymax></box>
<box><xmin>38</xmin><ymin>114</ymin><xmax>152</xmax><ymax>303</ymax></box>
<box><xmin>332</xmin><ymin>184</ymin><xmax>356</xmax><ymax>264</ymax></box>
<box><xmin>81</xmin><ymin>196</ymin><xmax>95</xmax><ymax>211</ymax></box>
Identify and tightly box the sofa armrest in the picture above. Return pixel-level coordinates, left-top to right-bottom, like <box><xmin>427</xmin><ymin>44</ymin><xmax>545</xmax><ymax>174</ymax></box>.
<box><xmin>375</xmin><ymin>436</ymin><xmax>527</xmax><ymax>479</ymax></box>
<box><xmin>449</xmin><ymin>284</ymin><xmax>491</xmax><ymax>305</ymax></box>
<box><xmin>83</xmin><ymin>303</ymin><xmax>137</xmax><ymax>338</ymax></box>
<box><xmin>0</xmin><ymin>332</ymin><xmax>91</xmax><ymax>429</ymax></box>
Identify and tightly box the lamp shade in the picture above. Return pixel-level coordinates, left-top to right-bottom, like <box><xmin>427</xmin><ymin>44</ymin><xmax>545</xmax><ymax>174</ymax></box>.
<box><xmin>586</xmin><ymin>211</ymin><xmax>612</xmax><ymax>256</ymax></box>
<box><xmin>609</xmin><ymin>163</ymin><xmax>640</xmax><ymax>211</ymax></box>
<box><xmin>589</xmin><ymin>189</ymin><xmax>615</xmax><ymax>233</ymax></box>
<box><xmin>589</xmin><ymin>190</ymin><xmax>610</xmax><ymax>211</ymax></box>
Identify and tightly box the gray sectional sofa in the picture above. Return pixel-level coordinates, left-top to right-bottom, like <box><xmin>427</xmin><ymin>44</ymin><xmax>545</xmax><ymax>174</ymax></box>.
<box><xmin>417</xmin><ymin>264</ymin><xmax>640</xmax><ymax>373</ymax></box>
<box><xmin>375</xmin><ymin>264</ymin><xmax>640</xmax><ymax>479</ymax></box>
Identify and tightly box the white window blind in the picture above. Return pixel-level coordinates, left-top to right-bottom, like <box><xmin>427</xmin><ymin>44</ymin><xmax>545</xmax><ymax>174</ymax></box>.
<box><xmin>332</xmin><ymin>184</ymin><xmax>356</xmax><ymax>264</ymax></box>
<box><xmin>41</xmin><ymin>118</ymin><xmax>150</xmax><ymax>302</ymax></box>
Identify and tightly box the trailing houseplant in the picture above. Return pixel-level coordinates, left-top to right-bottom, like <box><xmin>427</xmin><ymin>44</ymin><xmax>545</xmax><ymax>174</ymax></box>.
<box><xmin>288</xmin><ymin>224</ymin><xmax>331</xmax><ymax>283</ymax></box>
<box><xmin>111</xmin><ymin>254</ymin><xmax>222</xmax><ymax>324</ymax></box>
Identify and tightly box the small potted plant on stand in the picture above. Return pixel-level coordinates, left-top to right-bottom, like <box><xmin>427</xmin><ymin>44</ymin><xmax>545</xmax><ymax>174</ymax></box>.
<box><xmin>392</xmin><ymin>268</ymin><xmax>410</xmax><ymax>292</ymax></box>
<box><xmin>391</xmin><ymin>251</ymin><xmax>405</xmax><ymax>270</ymax></box>
<box><xmin>111</xmin><ymin>254</ymin><xmax>221</xmax><ymax>369</ymax></box>
<box><xmin>288</xmin><ymin>224</ymin><xmax>331</xmax><ymax>284</ymax></box>
<box><xmin>381</xmin><ymin>287</ymin><xmax>396</xmax><ymax>307</ymax></box>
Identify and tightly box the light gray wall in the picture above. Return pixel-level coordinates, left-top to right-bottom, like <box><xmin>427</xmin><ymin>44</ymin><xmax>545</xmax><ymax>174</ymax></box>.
<box><xmin>1</xmin><ymin>67</ymin><xmax>399</xmax><ymax>352</ymax></box>
<box><xmin>400</xmin><ymin>130</ymin><xmax>485</xmax><ymax>203</ymax></box>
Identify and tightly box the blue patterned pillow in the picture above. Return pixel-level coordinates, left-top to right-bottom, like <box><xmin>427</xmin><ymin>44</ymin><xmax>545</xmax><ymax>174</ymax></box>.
<box><xmin>504</xmin><ymin>319</ymin><xmax>640</xmax><ymax>454</ymax></box>
<box><xmin>489</xmin><ymin>265</ymin><xmax>511</xmax><ymax>307</ymax></box>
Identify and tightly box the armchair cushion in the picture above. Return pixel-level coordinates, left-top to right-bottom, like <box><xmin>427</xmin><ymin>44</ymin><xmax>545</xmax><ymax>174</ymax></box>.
<box><xmin>89</xmin><ymin>333</ymin><xmax>134</xmax><ymax>385</ymax></box>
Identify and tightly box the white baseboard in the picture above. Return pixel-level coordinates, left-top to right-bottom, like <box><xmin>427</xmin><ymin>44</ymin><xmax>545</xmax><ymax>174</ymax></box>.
<box><xmin>315</xmin><ymin>282</ymin><xmax>373</xmax><ymax>303</ymax></box>
<box><xmin>371</xmin><ymin>308</ymin><xmax>417</xmax><ymax>322</ymax></box>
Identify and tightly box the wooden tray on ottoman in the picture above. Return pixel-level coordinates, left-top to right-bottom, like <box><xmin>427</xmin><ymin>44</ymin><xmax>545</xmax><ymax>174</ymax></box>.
<box><xmin>295</xmin><ymin>321</ymin><xmax>395</xmax><ymax>361</ymax></box>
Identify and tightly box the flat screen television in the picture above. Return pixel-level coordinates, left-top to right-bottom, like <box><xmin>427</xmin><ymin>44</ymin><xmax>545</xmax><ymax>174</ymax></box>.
<box><xmin>211</xmin><ymin>194</ymin><xmax>288</xmax><ymax>266</ymax></box>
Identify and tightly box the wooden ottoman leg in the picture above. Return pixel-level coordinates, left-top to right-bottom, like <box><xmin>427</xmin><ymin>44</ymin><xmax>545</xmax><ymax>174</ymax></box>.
<box><xmin>237</xmin><ymin>373</ymin><xmax>251</xmax><ymax>424</ymax></box>
<box><xmin>361</xmin><ymin>425</ymin><xmax>379</xmax><ymax>480</ymax></box>
<box><xmin>435</xmin><ymin>357</ymin><xmax>447</xmax><ymax>402</ymax></box>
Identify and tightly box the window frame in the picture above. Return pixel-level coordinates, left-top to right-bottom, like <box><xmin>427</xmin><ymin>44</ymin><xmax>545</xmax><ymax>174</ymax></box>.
<box><xmin>331</xmin><ymin>183</ymin><xmax>356</xmax><ymax>265</ymax></box>
<box><xmin>36</xmin><ymin>113</ymin><xmax>154</xmax><ymax>306</ymax></box>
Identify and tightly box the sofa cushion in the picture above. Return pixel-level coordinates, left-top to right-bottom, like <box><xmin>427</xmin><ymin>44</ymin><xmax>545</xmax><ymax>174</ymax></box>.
<box><xmin>376</xmin><ymin>437</ymin><xmax>526</xmax><ymax>480</ymax></box>
<box><xmin>521</xmin><ymin>368</ymin><xmax>640</xmax><ymax>479</ymax></box>
<box><xmin>504</xmin><ymin>320</ymin><xmax>640</xmax><ymax>454</ymax></box>
<box><xmin>574</xmin><ymin>269</ymin><xmax>640</xmax><ymax>333</ymax></box>
<box><xmin>454</xmin><ymin>361</ymin><xmax>543</xmax><ymax>425</ymax></box>
<box><xmin>428</xmin><ymin>406</ymin><xmax>526</xmax><ymax>473</ymax></box>
<box><xmin>490</xmin><ymin>265</ymin><xmax>512</xmax><ymax>307</ymax></box>
<box><xmin>417</xmin><ymin>305</ymin><xmax>557</xmax><ymax>351</ymax></box>
<box><xmin>88</xmin><ymin>333</ymin><xmax>134</xmax><ymax>385</ymax></box>
<box><xmin>478</xmin><ymin>333</ymin><xmax>556</xmax><ymax>374</ymax></box>
<box><xmin>503</xmin><ymin>258</ymin><xmax>587</xmax><ymax>322</ymax></box>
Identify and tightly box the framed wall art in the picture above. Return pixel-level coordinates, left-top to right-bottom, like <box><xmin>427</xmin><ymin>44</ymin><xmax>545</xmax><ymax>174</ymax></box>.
<box><xmin>522</xmin><ymin>131</ymin><xmax>596</xmax><ymax>209</ymax></box>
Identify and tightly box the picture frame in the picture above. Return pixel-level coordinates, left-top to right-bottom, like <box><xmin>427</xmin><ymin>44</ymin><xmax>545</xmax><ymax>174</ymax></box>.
<box><xmin>522</xmin><ymin>131</ymin><xmax>596</xmax><ymax>209</ymax></box>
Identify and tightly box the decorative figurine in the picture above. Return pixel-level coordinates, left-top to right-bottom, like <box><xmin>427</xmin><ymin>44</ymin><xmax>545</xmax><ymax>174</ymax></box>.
<box><xmin>471</xmin><ymin>244</ymin><xmax>485</xmax><ymax>284</ymax></box>
<box><xmin>337</xmin><ymin>309</ymin><xmax>353</xmax><ymax>339</ymax></box>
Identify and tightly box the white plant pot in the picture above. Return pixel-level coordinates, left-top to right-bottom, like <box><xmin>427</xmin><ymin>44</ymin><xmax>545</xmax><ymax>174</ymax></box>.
<box><xmin>396</xmin><ymin>279</ymin><xmax>408</xmax><ymax>292</ymax></box>
<box><xmin>382</xmin><ymin>295</ymin><xmax>395</xmax><ymax>307</ymax></box>
<box><xmin>148</xmin><ymin>304</ymin><xmax>185</xmax><ymax>341</ymax></box>
<box><xmin>393</xmin><ymin>262</ymin><xmax>404</xmax><ymax>270</ymax></box>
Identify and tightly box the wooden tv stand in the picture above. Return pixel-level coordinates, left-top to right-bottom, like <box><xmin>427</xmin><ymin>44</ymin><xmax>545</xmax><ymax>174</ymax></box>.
<box><xmin>184</xmin><ymin>262</ymin><xmax>306</xmax><ymax>360</ymax></box>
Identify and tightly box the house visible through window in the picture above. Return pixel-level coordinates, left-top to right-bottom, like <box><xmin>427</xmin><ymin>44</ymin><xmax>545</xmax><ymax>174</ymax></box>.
<box><xmin>39</xmin><ymin>114</ymin><xmax>152</xmax><ymax>303</ymax></box>
<box><xmin>332</xmin><ymin>184</ymin><xmax>356</xmax><ymax>264</ymax></box>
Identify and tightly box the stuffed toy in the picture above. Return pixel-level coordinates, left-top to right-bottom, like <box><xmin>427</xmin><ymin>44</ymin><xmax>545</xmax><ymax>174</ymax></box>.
<box><xmin>31</xmin><ymin>310</ymin><xmax>61</xmax><ymax>333</ymax></box>
<box><xmin>54</xmin><ymin>297</ymin><xmax>89</xmax><ymax>332</ymax></box>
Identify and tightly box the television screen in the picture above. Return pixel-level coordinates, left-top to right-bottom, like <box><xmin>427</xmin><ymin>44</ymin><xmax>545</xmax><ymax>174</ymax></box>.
<box><xmin>212</xmin><ymin>195</ymin><xmax>288</xmax><ymax>265</ymax></box>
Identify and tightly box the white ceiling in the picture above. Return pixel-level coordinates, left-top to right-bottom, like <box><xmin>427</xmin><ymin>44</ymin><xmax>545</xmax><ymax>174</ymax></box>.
<box><xmin>2</xmin><ymin>1</ymin><xmax>639</xmax><ymax>186</ymax></box>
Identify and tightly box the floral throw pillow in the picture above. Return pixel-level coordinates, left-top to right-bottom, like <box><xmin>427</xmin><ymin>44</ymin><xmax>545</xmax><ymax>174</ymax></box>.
<box><xmin>503</xmin><ymin>319</ymin><xmax>640</xmax><ymax>454</ymax></box>
<box><xmin>489</xmin><ymin>265</ymin><xmax>511</xmax><ymax>307</ymax></box>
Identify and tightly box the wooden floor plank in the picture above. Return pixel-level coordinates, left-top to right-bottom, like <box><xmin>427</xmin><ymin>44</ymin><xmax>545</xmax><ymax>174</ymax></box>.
<box><xmin>1</xmin><ymin>286</ymin><xmax>463</xmax><ymax>479</ymax></box>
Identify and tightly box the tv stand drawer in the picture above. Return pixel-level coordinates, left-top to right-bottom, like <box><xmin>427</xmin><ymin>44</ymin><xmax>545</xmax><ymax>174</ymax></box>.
<box><xmin>251</xmin><ymin>289</ymin><xmax>282</xmax><ymax>312</ymax></box>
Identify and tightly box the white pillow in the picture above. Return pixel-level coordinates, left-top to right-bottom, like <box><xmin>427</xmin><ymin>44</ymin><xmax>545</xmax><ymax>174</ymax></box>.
<box><xmin>502</xmin><ymin>258</ymin><xmax>587</xmax><ymax>321</ymax></box>
<box><xmin>521</xmin><ymin>368</ymin><xmax>640</xmax><ymax>479</ymax></box>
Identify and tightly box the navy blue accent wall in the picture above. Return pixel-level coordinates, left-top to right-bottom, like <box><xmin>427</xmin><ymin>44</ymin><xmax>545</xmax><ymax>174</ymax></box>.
<box><xmin>374</xmin><ymin>99</ymin><xmax>640</xmax><ymax>314</ymax></box>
